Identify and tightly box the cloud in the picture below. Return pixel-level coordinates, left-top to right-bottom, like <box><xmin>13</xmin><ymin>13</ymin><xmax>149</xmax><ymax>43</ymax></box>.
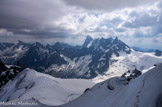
<box><xmin>0</xmin><ymin>0</ymin><xmax>75</xmax><ymax>38</ymax></box>
<box><xmin>53</xmin><ymin>0</ymin><xmax>162</xmax><ymax>49</ymax></box>
<box><xmin>119</xmin><ymin>1</ymin><xmax>162</xmax><ymax>42</ymax></box>
<box><xmin>0</xmin><ymin>28</ymin><xmax>13</xmax><ymax>36</ymax></box>
<box><xmin>0</xmin><ymin>0</ymin><xmax>161</xmax><ymax>49</ymax></box>
<box><xmin>122</xmin><ymin>10</ymin><xmax>159</xmax><ymax>28</ymax></box>
<box><xmin>63</xmin><ymin>0</ymin><xmax>155</xmax><ymax>11</ymax></box>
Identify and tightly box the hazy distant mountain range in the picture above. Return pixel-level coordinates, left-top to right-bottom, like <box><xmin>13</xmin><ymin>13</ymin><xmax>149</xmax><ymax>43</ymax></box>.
<box><xmin>0</xmin><ymin>36</ymin><xmax>161</xmax><ymax>79</ymax></box>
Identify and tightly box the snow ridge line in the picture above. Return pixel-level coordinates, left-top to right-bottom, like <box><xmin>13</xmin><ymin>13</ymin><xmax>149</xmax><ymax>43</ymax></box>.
<box><xmin>134</xmin><ymin>75</ymin><xmax>146</xmax><ymax>107</ymax></box>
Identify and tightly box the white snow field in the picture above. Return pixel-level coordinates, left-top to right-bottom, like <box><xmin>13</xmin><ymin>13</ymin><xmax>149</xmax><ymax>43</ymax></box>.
<box><xmin>60</xmin><ymin>63</ymin><xmax>162</xmax><ymax>107</ymax></box>
<box><xmin>0</xmin><ymin>68</ymin><xmax>95</xmax><ymax>106</ymax></box>
<box><xmin>92</xmin><ymin>50</ymin><xmax>162</xmax><ymax>83</ymax></box>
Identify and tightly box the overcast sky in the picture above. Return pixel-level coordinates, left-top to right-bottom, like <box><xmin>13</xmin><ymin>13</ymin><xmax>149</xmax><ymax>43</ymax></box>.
<box><xmin>0</xmin><ymin>0</ymin><xmax>162</xmax><ymax>49</ymax></box>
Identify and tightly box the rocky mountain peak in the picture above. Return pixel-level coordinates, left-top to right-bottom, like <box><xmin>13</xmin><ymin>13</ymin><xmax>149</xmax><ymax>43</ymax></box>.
<box><xmin>113</xmin><ymin>36</ymin><xmax>119</xmax><ymax>44</ymax></box>
<box><xmin>82</xmin><ymin>35</ymin><xmax>93</xmax><ymax>47</ymax></box>
<box><xmin>17</xmin><ymin>40</ymin><xmax>25</xmax><ymax>44</ymax></box>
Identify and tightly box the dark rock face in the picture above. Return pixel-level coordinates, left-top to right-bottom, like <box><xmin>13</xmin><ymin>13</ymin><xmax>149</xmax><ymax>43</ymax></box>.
<box><xmin>155</xmin><ymin>50</ymin><xmax>162</xmax><ymax>56</ymax></box>
<box><xmin>0</xmin><ymin>61</ymin><xmax>25</xmax><ymax>88</ymax></box>
<box><xmin>82</xmin><ymin>35</ymin><xmax>93</xmax><ymax>48</ymax></box>
<box><xmin>0</xmin><ymin>41</ymin><xmax>31</xmax><ymax>65</ymax></box>
<box><xmin>0</xmin><ymin>36</ymin><xmax>131</xmax><ymax>79</ymax></box>
<box><xmin>0</xmin><ymin>43</ymin><xmax>14</xmax><ymax>51</ymax></box>
<box><xmin>0</xmin><ymin>60</ymin><xmax>8</xmax><ymax>71</ymax></box>
<box><xmin>121</xmin><ymin>68</ymin><xmax>142</xmax><ymax>81</ymax></box>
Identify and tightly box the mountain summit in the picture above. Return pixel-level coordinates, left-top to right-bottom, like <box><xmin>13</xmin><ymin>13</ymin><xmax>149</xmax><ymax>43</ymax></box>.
<box><xmin>82</xmin><ymin>35</ymin><xmax>93</xmax><ymax>48</ymax></box>
<box><xmin>0</xmin><ymin>37</ymin><xmax>161</xmax><ymax>79</ymax></box>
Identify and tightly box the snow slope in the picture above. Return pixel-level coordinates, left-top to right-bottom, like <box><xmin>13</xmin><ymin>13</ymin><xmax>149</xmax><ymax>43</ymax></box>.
<box><xmin>60</xmin><ymin>63</ymin><xmax>162</xmax><ymax>107</ymax></box>
<box><xmin>0</xmin><ymin>68</ymin><xmax>94</xmax><ymax>106</ymax></box>
<box><xmin>92</xmin><ymin>50</ymin><xmax>162</xmax><ymax>83</ymax></box>
<box><xmin>46</xmin><ymin>54</ymin><xmax>92</xmax><ymax>77</ymax></box>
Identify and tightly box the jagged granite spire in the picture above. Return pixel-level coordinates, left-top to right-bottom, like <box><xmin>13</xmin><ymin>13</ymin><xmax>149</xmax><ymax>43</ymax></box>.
<box><xmin>18</xmin><ymin>40</ymin><xmax>24</xmax><ymax>44</ymax></box>
<box><xmin>82</xmin><ymin>35</ymin><xmax>93</xmax><ymax>47</ymax></box>
<box><xmin>113</xmin><ymin>36</ymin><xmax>119</xmax><ymax>44</ymax></box>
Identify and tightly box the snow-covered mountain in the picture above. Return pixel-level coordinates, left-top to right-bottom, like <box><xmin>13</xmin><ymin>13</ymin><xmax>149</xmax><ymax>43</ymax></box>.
<box><xmin>0</xmin><ymin>40</ymin><xmax>31</xmax><ymax>64</ymax></box>
<box><xmin>60</xmin><ymin>63</ymin><xmax>162</xmax><ymax>107</ymax></box>
<box><xmin>0</xmin><ymin>50</ymin><xmax>161</xmax><ymax>107</ymax></box>
<box><xmin>46</xmin><ymin>36</ymin><xmax>132</xmax><ymax>79</ymax></box>
<box><xmin>0</xmin><ymin>68</ymin><xmax>94</xmax><ymax>106</ymax></box>
<box><xmin>0</xmin><ymin>36</ymin><xmax>162</xmax><ymax>80</ymax></box>
<box><xmin>92</xmin><ymin>50</ymin><xmax>162</xmax><ymax>83</ymax></box>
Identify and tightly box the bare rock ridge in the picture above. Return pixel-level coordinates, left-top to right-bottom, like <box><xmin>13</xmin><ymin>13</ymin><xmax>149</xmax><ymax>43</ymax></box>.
<box><xmin>0</xmin><ymin>60</ymin><xmax>25</xmax><ymax>88</ymax></box>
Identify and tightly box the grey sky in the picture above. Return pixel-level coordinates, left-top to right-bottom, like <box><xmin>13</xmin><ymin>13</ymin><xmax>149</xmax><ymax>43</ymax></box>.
<box><xmin>0</xmin><ymin>0</ymin><xmax>161</xmax><ymax>49</ymax></box>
